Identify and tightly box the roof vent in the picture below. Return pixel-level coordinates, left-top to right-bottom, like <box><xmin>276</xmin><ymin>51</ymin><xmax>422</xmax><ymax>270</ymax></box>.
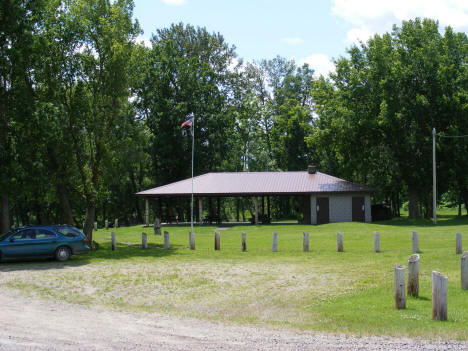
<box><xmin>307</xmin><ymin>164</ymin><xmax>316</xmax><ymax>174</ymax></box>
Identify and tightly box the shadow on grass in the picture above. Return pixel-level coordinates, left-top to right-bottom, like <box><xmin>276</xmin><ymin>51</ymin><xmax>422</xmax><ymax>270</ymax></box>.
<box><xmin>88</xmin><ymin>243</ymin><xmax>181</xmax><ymax>260</ymax></box>
<box><xmin>410</xmin><ymin>295</ymin><xmax>431</xmax><ymax>301</ymax></box>
<box><xmin>374</xmin><ymin>215</ymin><xmax>468</xmax><ymax>227</ymax></box>
<box><xmin>0</xmin><ymin>243</ymin><xmax>180</xmax><ymax>272</ymax></box>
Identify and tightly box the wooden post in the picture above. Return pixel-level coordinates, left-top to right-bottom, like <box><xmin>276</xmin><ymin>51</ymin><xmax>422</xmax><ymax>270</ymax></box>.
<box><xmin>461</xmin><ymin>252</ymin><xmax>468</xmax><ymax>290</ymax></box>
<box><xmin>432</xmin><ymin>271</ymin><xmax>448</xmax><ymax>321</ymax></box>
<box><xmin>111</xmin><ymin>232</ymin><xmax>116</xmax><ymax>251</ymax></box>
<box><xmin>337</xmin><ymin>232</ymin><xmax>343</xmax><ymax>252</ymax></box>
<box><xmin>272</xmin><ymin>232</ymin><xmax>278</xmax><ymax>252</ymax></box>
<box><xmin>241</xmin><ymin>232</ymin><xmax>246</xmax><ymax>252</ymax></box>
<box><xmin>456</xmin><ymin>233</ymin><xmax>462</xmax><ymax>254</ymax></box>
<box><xmin>105</xmin><ymin>219</ymin><xmax>108</xmax><ymax>229</ymax></box>
<box><xmin>145</xmin><ymin>198</ymin><xmax>149</xmax><ymax>227</ymax></box>
<box><xmin>142</xmin><ymin>232</ymin><xmax>147</xmax><ymax>249</ymax></box>
<box><xmin>412</xmin><ymin>231</ymin><xmax>419</xmax><ymax>253</ymax></box>
<box><xmin>94</xmin><ymin>222</ymin><xmax>97</xmax><ymax>230</ymax></box>
<box><xmin>154</xmin><ymin>218</ymin><xmax>161</xmax><ymax>235</ymax></box>
<box><xmin>114</xmin><ymin>218</ymin><xmax>118</xmax><ymax>228</ymax></box>
<box><xmin>303</xmin><ymin>232</ymin><xmax>309</xmax><ymax>252</ymax></box>
<box><xmin>407</xmin><ymin>254</ymin><xmax>420</xmax><ymax>297</ymax></box>
<box><xmin>189</xmin><ymin>231</ymin><xmax>195</xmax><ymax>250</ymax></box>
<box><xmin>253</xmin><ymin>197</ymin><xmax>259</xmax><ymax>224</ymax></box>
<box><xmin>198</xmin><ymin>198</ymin><xmax>203</xmax><ymax>223</ymax></box>
<box><xmin>373</xmin><ymin>231</ymin><xmax>380</xmax><ymax>253</ymax></box>
<box><xmin>214</xmin><ymin>231</ymin><xmax>220</xmax><ymax>250</ymax></box>
<box><xmin>394</xmin><ymin>264</ymin><xmax>406</xmax><ymax>309</ymax></box>
<box><xmin>164</xmin><ymin>231</ymin><xmax>170</xmax><ymax>249</ymax></box>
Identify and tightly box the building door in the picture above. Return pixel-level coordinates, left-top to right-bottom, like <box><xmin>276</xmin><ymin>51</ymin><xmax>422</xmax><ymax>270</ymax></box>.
<box><xmin>352</xmin><ymin>197</ymin><xmax>365</xmax><ymax>222</ymax></box>
<box><xmin>316</xmin><ymin>197</ymin><xmax>329</xmax><ymax>224</ymax></box>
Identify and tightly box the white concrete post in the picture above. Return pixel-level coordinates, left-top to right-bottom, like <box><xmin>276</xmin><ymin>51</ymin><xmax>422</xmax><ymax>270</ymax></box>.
<box><xmin>407</xmin><ymin>254</ymin><xmax>420</xmax><ymax>297</ymax></box>
<box><xmin>303</xmin><ymin>232</ymin><xmax>309</xmax><ymax>252</ymax></box>
<box><xmin>394</xmin><ymin>264</ymin><xmax>406</xmax><ymax>309</ymax></box>
<box><xmin>432</xmin><ymin>271</ymin><xmax>447</xmax><ymax>321</ymax></box>
<box><xmin>337</xmin><ymin>232</ymin><xmax>343</xmax><ymax>252</ymax></box>
<box><xmin>154</xmin><ymin>218</ymin><xmax>161</xmax><ymax>235</ymax></box>
<box><xmin>164</xmin><ymin>231</ymin><xmax>170</xmax><ymax>249</ymax></box>
<box><xmin>456</xmin><ymin>233</ymin><xmax>462</xmax><ymax>254</ymax></box>
<box><xmin>374</xmin><ymin>231</ymin><xmax>380</xmax><ymax>253</ymax></box>
<box><xmin>111</xmin><ymin>232</ymin><xmax>116</xmax><ymax>251</ymax></box>
<box><xmin>272</xmin><ymin>232</ymin><xmax>278</xmax><ymax>252</ymax></box>
<box><xmin>189</xmin><ymin>231</ymin><xmax>195</xmax><ymax>250</ymax></box>
<box><xmin>461</xmin><ymin>252</ymin><xmax>468</xmax><ymax>290</ymax></box>
<box><xmin>412</xmin><ymin>231</ymin><xmax>419</xmax><ymax>253</ymax></box>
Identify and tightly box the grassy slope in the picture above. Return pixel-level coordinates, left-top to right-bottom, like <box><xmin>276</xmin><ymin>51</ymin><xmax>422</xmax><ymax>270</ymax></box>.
<box><xmin>2</xmin><ymin>209</ymin><xmax>468</xmax><ymax>339</ymax></box>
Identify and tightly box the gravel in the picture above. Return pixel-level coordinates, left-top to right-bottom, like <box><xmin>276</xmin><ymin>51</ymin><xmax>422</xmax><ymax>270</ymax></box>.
<box><xmin>0</xmin><ymin>289</ymin><xmax>466</xmax><ymax>351</ymax></box>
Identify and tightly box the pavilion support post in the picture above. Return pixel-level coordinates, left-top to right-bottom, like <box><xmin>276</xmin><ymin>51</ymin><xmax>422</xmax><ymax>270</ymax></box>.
<box><xmin>262</xmin><ymin>196</ymin><xmax>265</xmax><ymax>217</ymax></box>
<box><xmin>267</xmin><ymin>196</ymin><xmax>271</xmax><ymax>220</ymax></box>
<box><xmin>236</xmin><ymin>198</ymin><xmax>240</xmax><ymax>222</ymax></box>
<box><xmin>253</xmin><ymin>197</ymin><xmax>259</xmax><ymax>224</ymax></box>
<box><xmin>145</xmin><ymin>198</ymin><xmax>149</xmax><ymax>227</ymax></box>
<box><xmin>198</xmin><ymin>197</ymin><xmax>203</xmax><ymax>224</ymax></box>
<box><xmin>217</xmin><ymin>197</ymin><xmax>221</xmax><ymax>223</ymax></box>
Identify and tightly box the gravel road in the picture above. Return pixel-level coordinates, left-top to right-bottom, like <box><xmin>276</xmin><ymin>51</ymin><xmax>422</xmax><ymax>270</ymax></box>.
<box><xmin>0</xmin><ymin>289</ymin><xmax>466</xmax><ymax>351</ymax></box>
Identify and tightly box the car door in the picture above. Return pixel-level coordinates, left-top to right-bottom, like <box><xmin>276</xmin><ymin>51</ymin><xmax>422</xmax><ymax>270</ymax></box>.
<box><xmin>32</xmin><ymin>229</ymin><xmax>60</xmax><ymax>256</ymax></box>
<box><xmin>2</xmin><ymin>229</ymin><xmax>37</xmax><ymax>258</ymax></box>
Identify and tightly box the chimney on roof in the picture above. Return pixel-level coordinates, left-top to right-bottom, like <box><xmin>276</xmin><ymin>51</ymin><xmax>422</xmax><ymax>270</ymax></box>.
<box><xmin>307</xmin><ymin>164</ymin><xmax>317</xmax><ymax>174</ymax></box>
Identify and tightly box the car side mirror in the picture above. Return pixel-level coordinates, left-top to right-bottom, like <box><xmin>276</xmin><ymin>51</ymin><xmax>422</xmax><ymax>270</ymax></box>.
<box><xmin>9</xmin><ymin>238</ymin><xmax>15</xmax><ymax>242</ymax></box>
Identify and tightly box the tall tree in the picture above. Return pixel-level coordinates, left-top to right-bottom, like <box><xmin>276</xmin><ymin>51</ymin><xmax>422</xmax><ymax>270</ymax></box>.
<box><xmin>136</xmin><ymin>23</ymin><xmax>237</xmax><ymax>186</ymax></box>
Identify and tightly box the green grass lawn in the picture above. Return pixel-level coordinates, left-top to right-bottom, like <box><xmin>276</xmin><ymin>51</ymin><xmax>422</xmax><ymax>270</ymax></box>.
<box><xmin>1</xmin><ymin>211</ymin><xmax>468</xmax><ymax>339</ymax></box>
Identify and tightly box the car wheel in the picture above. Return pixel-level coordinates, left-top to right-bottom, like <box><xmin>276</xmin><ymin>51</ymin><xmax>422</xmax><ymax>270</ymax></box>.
<box><xmin>55</xmin><ymin>246</ymin><xmax>71</xmax><ymax>262</ymax></box>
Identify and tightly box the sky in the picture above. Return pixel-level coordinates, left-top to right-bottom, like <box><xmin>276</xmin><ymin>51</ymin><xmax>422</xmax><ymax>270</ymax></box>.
<box><xmin>133</xmin><ymin>0</ymin><xmax>468</xmax><ymax>76</ymax></box>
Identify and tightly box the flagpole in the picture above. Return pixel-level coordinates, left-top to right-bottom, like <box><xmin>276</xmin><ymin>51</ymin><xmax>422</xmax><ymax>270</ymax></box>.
<box><xmin>191</xmin><ymin>114</ymin><xmax>195</xmax><ymax>235</ymax></box>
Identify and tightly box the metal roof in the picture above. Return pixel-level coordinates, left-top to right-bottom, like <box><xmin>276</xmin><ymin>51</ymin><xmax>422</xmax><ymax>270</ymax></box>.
<box><xmin>136</xmin><ymin>171</ymin><xmax>373</xmax><ymax>197</ymax></box>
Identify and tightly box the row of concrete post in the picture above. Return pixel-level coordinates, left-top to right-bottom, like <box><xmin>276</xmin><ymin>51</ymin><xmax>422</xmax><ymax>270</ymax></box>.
<box><xmin>336</xmin><ymin>230</ymin><xmax>463</xmax><ymax>255</ymax></box>
<box><xmin>394</xmin><ymin>252</ymin><xmax>468</xmax><ymax>321</ymax></box>
<box><xmin>108</xmin><ymin>230</ymin><xmax>464</xmax><ymax>255</ymax></box>
<box><xmin>87</xmin><ymin>219</ymin><xmax>119</xmax><ymax>231</ymax></box>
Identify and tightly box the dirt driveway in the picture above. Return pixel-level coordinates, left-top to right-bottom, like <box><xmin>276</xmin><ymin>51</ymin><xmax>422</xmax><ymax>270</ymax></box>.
<box><xmin>0</xmin><ymin>289</ymin><xmax>466</xmax><ymax>351</ymax></box>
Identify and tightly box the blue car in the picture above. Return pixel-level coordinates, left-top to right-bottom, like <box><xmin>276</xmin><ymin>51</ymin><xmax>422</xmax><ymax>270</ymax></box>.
<box><xmin>0</xmin><ymin>225</ymin><xmax>90</xmax><ymax>262</ymax></box>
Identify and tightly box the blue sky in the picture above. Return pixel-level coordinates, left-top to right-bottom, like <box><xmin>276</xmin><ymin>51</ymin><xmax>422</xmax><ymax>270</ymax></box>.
<box><xmin>133</xmin><ymin>0</ymin><xmax>468</xmax><ymax>76</ymax></box>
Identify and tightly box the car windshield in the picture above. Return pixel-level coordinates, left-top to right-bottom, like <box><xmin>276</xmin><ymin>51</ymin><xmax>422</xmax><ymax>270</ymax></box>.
<box><xmin>55</xmin><ymin>226</ymin><xmax>83</xmax><ymax>238</ymax></box>
<box><xmin>0</xmin><ymin>230</ymin><xmax>15</xmax><ymax>241</ymax></box>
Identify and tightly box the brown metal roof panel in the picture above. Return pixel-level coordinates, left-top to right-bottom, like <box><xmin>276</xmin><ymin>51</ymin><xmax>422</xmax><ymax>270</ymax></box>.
<box><xmin>136</xmin><ymin>171</ymin><xmax>373</xmax><ymax>196</ymax></box>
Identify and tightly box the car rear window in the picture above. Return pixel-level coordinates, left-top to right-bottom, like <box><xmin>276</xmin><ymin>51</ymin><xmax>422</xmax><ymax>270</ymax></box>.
<box><xmin>55</xmin><ymin>227</ymin><xmax>82</xmax><ymax>238</ymax></box>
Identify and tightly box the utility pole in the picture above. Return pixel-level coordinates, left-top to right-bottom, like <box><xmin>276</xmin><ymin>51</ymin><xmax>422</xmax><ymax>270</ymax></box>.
<box><xmin>191</xmin><ymin>113</ymin><xmax>195</xmax><ymax>235</ymax></box>
<box><xmin>432</xmin><ymin>127</ymin><xmax>436</xmax><ymax>225</ymax></box>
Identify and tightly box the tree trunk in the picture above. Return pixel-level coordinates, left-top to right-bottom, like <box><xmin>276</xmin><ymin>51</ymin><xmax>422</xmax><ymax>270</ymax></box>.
<box><xmin>130</xmin><ymin>169</ymin><xmax>143</xmax><ymax>223</ymax></box>
<box><xmin>424</xmin><ymin>193</ymin><xmax>432</xmax><ymax>219</ymax></box>
<box><xmin>55</xmin><ymin>178</ymin><xmax>74</xmax><ymax>225</ymax></box>
<box><xmin>0</xmin><ymin>195</ymin><xmax>9</xmax><ymax>233</ymax></box>
<box><xmin>408</xmin><ymin>188</ymin><xmax>421</xmax><ymax>218</ymax></box>
<box><xmin>83</xmin><ymin>201</ymin><xmax>95</xmax><ymax>244</ymax></box>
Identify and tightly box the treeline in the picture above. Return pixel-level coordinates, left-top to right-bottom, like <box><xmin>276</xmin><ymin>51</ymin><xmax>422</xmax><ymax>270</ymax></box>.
<box><xmin>1</xmin><ymin>1</ymin><xmax>467</xmax><ymax>240</ymax></box>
